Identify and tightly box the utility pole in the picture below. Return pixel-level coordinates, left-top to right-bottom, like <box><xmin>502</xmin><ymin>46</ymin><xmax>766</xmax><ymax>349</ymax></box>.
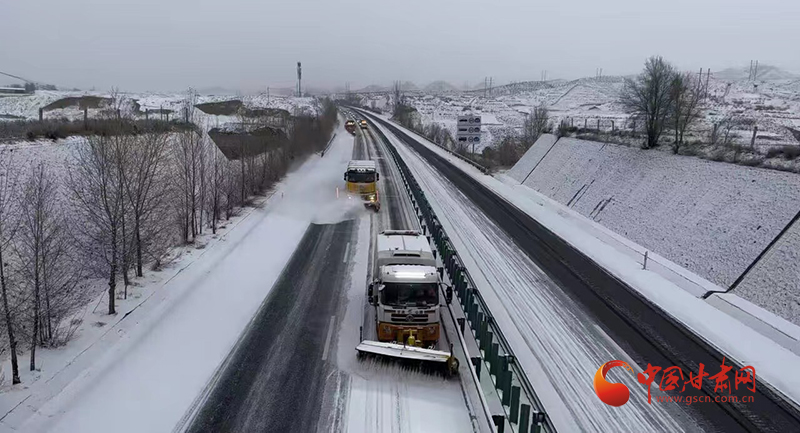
<box><xmin>267</xmin><ymin>86</ymin><xmax>270</xmax><ymax>104</ymax></box>
<box><xmin>296</xmin><ymin>61</ymin><xmax>302</xmax><ymax>97</ymax></box>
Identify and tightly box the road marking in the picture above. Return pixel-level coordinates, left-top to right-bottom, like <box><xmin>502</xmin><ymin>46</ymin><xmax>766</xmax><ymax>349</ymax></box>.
<box><xmin>322</xmin><ymin>315</ymin><xmax>336</xmax><ymax>361</ymax></box>
<box><xmin>343</xmin><ymin>242</ymin><xmax>350</xmax><ymax>263</ymax></box>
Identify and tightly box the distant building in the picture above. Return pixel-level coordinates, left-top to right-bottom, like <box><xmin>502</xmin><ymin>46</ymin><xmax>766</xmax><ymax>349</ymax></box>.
<box><xmin>0</xmin><ymin>86</ymin><xmax>29</xmax><ymax>95</ymax></box>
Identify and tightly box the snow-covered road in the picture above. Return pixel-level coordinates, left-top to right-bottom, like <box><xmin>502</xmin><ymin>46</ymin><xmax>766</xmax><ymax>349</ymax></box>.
<box><xmin>331</xmin><ymin>117</ymin><xmax>475</xmax><ymax>433</ymax></box>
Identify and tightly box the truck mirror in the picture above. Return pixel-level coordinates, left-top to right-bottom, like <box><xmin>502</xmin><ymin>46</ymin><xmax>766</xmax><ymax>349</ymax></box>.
<box><xmin>368</xmin><ymin>283</ymin><xmax>373</xmax><ymax>297</ymax></box>
<box><xmin>445</xmin><ymin>285</ymin><xmax>453</xmax><ymax>305</ymax></box>
<box><xmin>376</xmin><ymin>173</ymin><xmax>380</xmax><ymax>181</ymax></box>
<box><xmin>343</xmin><ymin>174</ymin><xmax>347</xmax><ymax>181</ymax></box>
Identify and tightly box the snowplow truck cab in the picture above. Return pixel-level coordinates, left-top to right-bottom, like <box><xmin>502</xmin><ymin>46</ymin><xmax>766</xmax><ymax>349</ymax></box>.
<box><xmin>368</xmin><ymin>230</ymin><xmax>452</xmax><ymax>346</ymax></box>
<box><xmin>344</xmin><ymin>160</ymin><xmax>380</xmax><ymax>211</ymax></box>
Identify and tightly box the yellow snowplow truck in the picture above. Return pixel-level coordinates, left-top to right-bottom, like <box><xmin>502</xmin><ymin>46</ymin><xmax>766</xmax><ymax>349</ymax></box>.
<box><xmin>344</xmin><ymin>160</ymin><xmax>380</xmax><ymax>211</ymax></box>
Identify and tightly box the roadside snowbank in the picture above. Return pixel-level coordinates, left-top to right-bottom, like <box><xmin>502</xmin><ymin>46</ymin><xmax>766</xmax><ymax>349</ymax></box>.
<box><xmin>509</xmin><ymin>134</ymin><xmax>800</xmax><ymax>326</ymax></box>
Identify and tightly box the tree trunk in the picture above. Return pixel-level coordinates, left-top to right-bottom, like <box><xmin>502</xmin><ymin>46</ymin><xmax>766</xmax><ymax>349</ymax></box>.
<box><xmin>31</xmin><ymin>267</ymin><xmax>40</xmax><ymax>371</ymax></box>
<box><xmin>240</xmin><ymin>160</ymin><xmax>245</xmax><ymax>203</ymax></box>
<box><xmin>674</xmin><ymin>122</ymin><xmax>680</xmax><ymax>154</ymax></box>
<box><xmin>0</xmin><ymin>251</ymin><xmax>20</xmax><ymax>384</ymax></box>
<box><xmin>43</xmin><ymin>260</ymin><xmax>52</xmax><ymax>342</ymax></box>
<box><xmin>108</xmin><ymin>230</ymin><xmax>117</xmax><ymax>315</ymax></box>
<box><xmin>121</xmin><ymin>208</ymin><xmax>130</xmax><ymax>295</ymax></box>
<box><xmin>135</xmin><ymin>218</ymin><xmax>143</xmax><ymax>277</ymax></box>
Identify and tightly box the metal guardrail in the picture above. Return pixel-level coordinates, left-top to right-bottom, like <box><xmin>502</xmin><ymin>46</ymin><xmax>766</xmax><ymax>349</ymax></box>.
<box><xmin>365</xmin><ymin>111</ymin><xmax>554</xmax><ymax>433</ymax></box>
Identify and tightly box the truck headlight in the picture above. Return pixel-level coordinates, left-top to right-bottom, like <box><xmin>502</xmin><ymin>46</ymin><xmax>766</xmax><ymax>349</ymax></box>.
<box><xmin>369</xmin><ymin>194</ymin><xmax>376</xmax><ymax>202</ymax></box>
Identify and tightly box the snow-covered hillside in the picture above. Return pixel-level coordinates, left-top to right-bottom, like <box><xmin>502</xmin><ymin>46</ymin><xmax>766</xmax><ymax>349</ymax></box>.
<box><xmin>508</xmin><ymin>134</ymin><xmax>800</xmax><ymax>326</ymax></box>
<box><xmin>358</xmin><ymin>66</ymin><xmax>800</xmax><ymax>154</ymax></box>
<box><xmin>0</xmin><ymin>90</ymin><xmax>317</xmax><ymax>123</ymax></box>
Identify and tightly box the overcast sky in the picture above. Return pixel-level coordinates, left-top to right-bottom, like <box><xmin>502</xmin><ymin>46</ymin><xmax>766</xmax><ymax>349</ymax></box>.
<box><xmin>2</xmin><ymin>0</ymin><xmax>799</xmax><ymax>93</ymax></box>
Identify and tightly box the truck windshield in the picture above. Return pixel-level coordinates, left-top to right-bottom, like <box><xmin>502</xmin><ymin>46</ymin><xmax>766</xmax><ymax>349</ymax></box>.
<box><xmin>381</xmin><ymin>283</ymin><xmax>438</xmax><ymax>307</ymax></box>
<box><xmin>346</xmin><ymin>171</ymin><xmax>376</xmax><ymax>183</ymax></box>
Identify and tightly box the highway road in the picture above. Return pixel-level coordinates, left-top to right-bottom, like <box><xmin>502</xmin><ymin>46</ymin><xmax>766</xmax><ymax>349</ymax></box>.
<box><xmin>186</xmin><ymin>221</ymin><xmax>355</xmax><ymax>433</ymax></box>
<box><xmin>183</xmin><ymin>115</ymin><xmax>474</xmax><ymax>433</ymax></box>
<box><xmin>362</xmin><ymin>110</ymin><xmax>800</xmax><ymax>432</ymax></box>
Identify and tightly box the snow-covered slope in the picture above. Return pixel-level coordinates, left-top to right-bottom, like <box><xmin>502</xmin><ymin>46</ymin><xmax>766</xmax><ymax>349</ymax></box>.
<box><xmin>509</xmin><ymin>134</ymin><xmax>800</xmax><ymax>326</ymax></box>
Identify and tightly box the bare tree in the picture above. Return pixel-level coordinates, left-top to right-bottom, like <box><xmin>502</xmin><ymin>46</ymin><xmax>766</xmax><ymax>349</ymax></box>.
<box><xmin>670</xmin><ymin>72</ymin><xmax>704</xmax><ymax>153</ymax></box>
<box><xmin>69</xmin><ymin>134</ymin><xmax>124</xmax><ymax>315</ymax></box>
<box><xmin>522</xmin><ymin>106</ymin><xmax>549</xmax><ymax>149</ymax></box>
<box><xmin>17</xmin><ymin>164</ymin><xmax>84</xmax><ymax>353</ymax></box>
<box><xmin>710</xmin><ymin>114</ymin><xmax>737</xmax><ymax>147</ymax></box>
<box><xmin>182</xmin><ymin>87</ymin><xmax>198</xmax><ymax>123</ymax></box>
<box><xmin>223</xmin><ymin>159</ymin><xmax>240</xmax><ymax>220</ymax></box>
<box><xmin>17</xmin><ymin>164</ymin><xmax>61</xmax><ymax>369</ymax></box>
<box><xmin>175</xmin><ymin>131</ymin><xmax>194</xmax><ymax>242</ymax></box>
<box><xmin>0</xmin><ymin>150</ymin><xmax>20</xmax><ymax>383</ymax></box>
<box><xmin>121</xmin><ymin>131</ymin><xmax>170</xmax><ymax>276</ymax></box>
<box><xmin>620</xmin><ymin>56</ymin><xmax>677</xmax><ymax>149</ymax></box>
<box><xmin>113</xmin><ymin>135</ymin><xmax>133</xmax><ymax>292</ymax></box>
<box><xmin>197</xmin><ymin>135</ymin><xmax>209</xmax><ymax>235</ymax></box>
<box><xmin>174</xmin><ymin>129</ymin><xmax>209</xmax><ymax>242</ymax></box>
<box><xmin>207</xmin><ymin>149</ymin><xmax>227</xmax><ymax>234</ymax></box>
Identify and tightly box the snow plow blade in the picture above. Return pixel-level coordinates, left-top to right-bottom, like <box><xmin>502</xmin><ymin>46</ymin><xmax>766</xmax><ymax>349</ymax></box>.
<box><xmin>356</xmin><ymin>340</ymin><xmax>459</xmax><ymax>376</ymax></box>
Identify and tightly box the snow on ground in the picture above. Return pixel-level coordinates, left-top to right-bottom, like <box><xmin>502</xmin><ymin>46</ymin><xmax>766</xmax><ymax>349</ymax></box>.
<box><xmin>371</xmin><ymin>119</ymin><xmax>690</xmax><ymax>432</ymax></box>
<box><xmin>507</xmin><ymin>134</ymin><xmax>800</xmax><ymax>326</ymax></box>
<box><xmin>734</xmin><ymin>219</ymin><xmax>800</xmax><ymax>326</ymax></box>
<box><xmin>377</xmin><ymin>115</ymin><xmax>800</xmax><ymax>411</ymax></box>
<box><xmin>7</xmin><ymin>121</ymin><xmax>363</xmax><ymax>433</ymax></box>
<box><xmin>0</xmin><ymin>90</ymin><xmax>317</xmax><ymax>123</ymax></box>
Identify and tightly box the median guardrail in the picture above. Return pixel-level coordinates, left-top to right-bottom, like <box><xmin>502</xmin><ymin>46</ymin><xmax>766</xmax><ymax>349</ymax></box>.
<box><xmin>362</xmin><ymin>110</ymin><xmax>554</xmax><ymax>433</ymax></box>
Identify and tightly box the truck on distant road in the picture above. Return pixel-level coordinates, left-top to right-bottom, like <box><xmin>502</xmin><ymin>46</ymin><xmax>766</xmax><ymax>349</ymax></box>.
<box><xmin>345</xmin><ymin>119</ymin><xmax>357</xmax><ymax>135</ymax></box>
